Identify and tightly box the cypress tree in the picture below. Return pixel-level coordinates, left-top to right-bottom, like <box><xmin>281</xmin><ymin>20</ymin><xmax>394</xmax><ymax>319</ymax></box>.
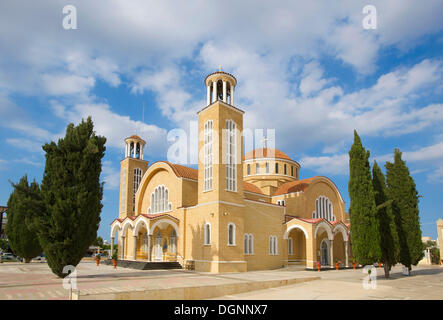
<box><xmin>385</xmin><ymin>149</ymin><xmax>423</xmax><ymax>273</ymax></box>
<box><xmin>348</xmin><ymin>130</ymin><xmax>381</xmax><ymax>265</ymax></box>
<box><xmin>34</xmin><ymin>117</ymin><xmax>106</xmax><ymax>277</ymax></box>
<box><xmin>5</xmin><ymin>175</ymin><xmax>43</xmax><ymax>262</ymax></box>
<box><xmin>372</xmin><ymin>160</ymin><xmax>399</xmax><ymax>278</ymax></box>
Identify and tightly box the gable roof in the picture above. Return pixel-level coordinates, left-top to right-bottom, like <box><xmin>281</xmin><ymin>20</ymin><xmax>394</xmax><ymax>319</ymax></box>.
<box><xmin>165</xmin><ymin>162</ymin><xmax>198</xmax><ymax>180</ymax></box>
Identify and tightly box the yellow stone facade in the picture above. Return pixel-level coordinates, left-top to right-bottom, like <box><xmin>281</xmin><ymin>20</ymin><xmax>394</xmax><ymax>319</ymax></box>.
<box><xmin>111</xmin><ymin>71</ymin><xmax>350</xmax><ymax>272</ymax></box>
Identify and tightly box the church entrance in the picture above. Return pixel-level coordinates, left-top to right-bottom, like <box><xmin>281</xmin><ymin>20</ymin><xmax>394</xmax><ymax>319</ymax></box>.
<box><xmin>321</xmin><ymin>240</ymin><xmax>329</xmax><ymax>266</ymax></box>
<box><xmin>154</xmin><ymin>231</ymin><xmax>163</xmax><ymax>261</ymax></box>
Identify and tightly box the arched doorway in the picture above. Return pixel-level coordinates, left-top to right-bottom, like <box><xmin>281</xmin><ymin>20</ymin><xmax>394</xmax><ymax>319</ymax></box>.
<box><xmin>154</xmin><ymin>231</ymin><xmax>163</xmax><ymax>261</ymax></box>
<box><xmin>320</xmin><ymin>239</ymin><xmax>329</xmax><ymax>266</ymax></box>
<box><xmin>287</xmin><ymin>228</ymin><xmax>307</xmax><ymax>266</ymax></box>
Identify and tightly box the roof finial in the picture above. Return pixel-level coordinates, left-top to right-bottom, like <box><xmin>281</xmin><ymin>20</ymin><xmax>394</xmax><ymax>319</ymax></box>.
<box><xmin>218</xmin><ymin>64</ymin><xmax>222</xmax><ymax>72</ymax></box>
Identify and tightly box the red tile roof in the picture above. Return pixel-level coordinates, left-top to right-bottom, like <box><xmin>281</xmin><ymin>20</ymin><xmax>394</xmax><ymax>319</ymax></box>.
<box><xmin>166</xmin><ymin>162</ymin><xmax>198</xmax><ymax>180</ymax></box>
<box><xmin>243</xmin><ymin>181</ymin><xmax>264</xmax><ymax>194</ymax></box>
<box><xmin>244</xmin><ymin>148</ymin><xmax>291</xmax><ymax>161</ymax></box>
<box><xmin>273</xmin><ymin>177</ymin><xmax>317</xmax><ymax>196</ymax></box>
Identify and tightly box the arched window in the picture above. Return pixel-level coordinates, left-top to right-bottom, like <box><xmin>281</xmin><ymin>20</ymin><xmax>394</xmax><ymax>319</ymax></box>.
<box><xmin>247</xmin><ymin>164</ymin><xmax>251</xmax><ymax>175</ymax></box>
<box><xmin>149</xmin><ymin>185</ymin><xmax>171</xmax><ymax>214</ymax></box>
<box><xmin>226</xmin><ymin>120</ymin><xmax>237</xmax><ymax>191</ymax></box>
<box><xmin>291</xmin><ymin>166</ymin><xmax>294</xmax><ymax>176</ymax></box>
<box><xmin>312</xmin><ymin>196</ymin><xmax>335</xmax><ymax>221</ymax></box>
<box><xmin>288</xmin><ymin>237</ymin><xmax>293</xmax><ymax>255</ymax></box>
<box><xmin>228</xmin><ymin>223</ymin><xmax>236</xmax><ymax>245</ymax></box>
<box><xmin>265</xmin><ymin>162</ymin><xmax>269</xmax><ymax>173</ymax></box>
<box><xmin>170</xmin><ymin>229</ymin><xmax>177</xmax><ymax>253</ymax></box>
<box><xmin>256</xmin><ymin>163</ymin><xmax>260</xmax><ymax>174</ymax></box>
<box><xmin>269</xmin><ymin>236</ymin><xmax>278</xmax><ymax>255</ymax></box>
<box><xmin>284</xmin><ymin>164</ymin><xmax>287</xmax><ymax>175</ymax></box>
<box><xmin>275</xmin><ymin>163</ymin><xmax>279</xmax><ymax>174</ymax></box>
<box><xmin>244</xmin><ymin>234</ymin><xmax>254</xmax><ymax>254</ymax></box>
<box><xmin>133</xmin><ymin>168</ymin><xmax>142</xmax><ymax>212</ymax></box>
<box><xmin>204</xmin><ymin>120</ymin><xmax>213</xmax><ymax>191</ymax></box>
<box><xmin>204</xmin><ymin>223</ymin><xmax>211</xmax><ymax>245</ymax></box>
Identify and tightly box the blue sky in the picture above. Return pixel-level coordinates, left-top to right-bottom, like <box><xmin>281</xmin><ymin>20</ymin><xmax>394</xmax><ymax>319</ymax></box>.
<box><xmin>0</xmin><ymin>1</ymin><xmax>442</xmax><ymax>241</ymax></box>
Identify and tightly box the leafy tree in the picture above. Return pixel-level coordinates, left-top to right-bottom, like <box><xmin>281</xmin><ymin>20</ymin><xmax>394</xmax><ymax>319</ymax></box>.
<box><xmin>5</xmin><ymin>176</ymin><xmax>43</xmax><ymax>262</ymax></box>
<box><xmin>33</xmin><ymin>117</ymin><xmax>106</xmax><ymax>277</ymax></box>
<box><xmin>385</xmin><ymin>149</ymin><xmax>423</xmax><ymax>273</ymax></box>
<box><xmin>348</xmin><ymin>130</ymin><xmax>381</xmax><ymax>265</ymax></box>
<box><xmin>372</xmin><ymin>160</ymin><xmax>399</xmax><ymax>278</ymax></box>
<box><xmin>0</xmin><ymin>239</ymin><xmax>9</xmax><ymax>252</ymax></box>
<box><xmin>93</xmin><ymin>236</ymin><xmax>103</xmax><ymax>248</ymax></box>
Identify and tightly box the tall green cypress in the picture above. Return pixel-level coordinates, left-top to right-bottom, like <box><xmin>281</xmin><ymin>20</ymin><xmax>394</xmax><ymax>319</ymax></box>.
<box><xmin>34</xmin><ymin>117</ymin><xmax>106</xmax><ymax>277</ymax></box>
<box><xmin>348</xmin><ymin>130</ymin><xmax>381</xmax><ymax>265</ymax></box>
<box><xmin>385</xmin><ymin>149</ymin><xmax>423</xmax><ymax>272</ymax></box>
<box><xmin>5</xmin><ymin>175</ymin><xmax>43</xmax><ymax>262</ymax></box>
<box><xmin>372</xmin><ymin>160</ymin><xmax>399</xmax><ymax>278</ymax></box>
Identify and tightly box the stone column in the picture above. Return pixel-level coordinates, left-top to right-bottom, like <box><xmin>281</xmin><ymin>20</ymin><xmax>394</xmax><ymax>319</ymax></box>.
<box><xmin>222</xmin><ymin>80</ymin><xmax>227</xmax><ymax>102</ymax></box>
<box><xmin>206</xmin><ymin>85</ymin><xmax>211</xmax><ymax>105</ymax></box>
<box><xmin>121</xmin><ymin>236</ymin><xmax>125</xmax><ymax>260</ymax></box>
<box><xmin>133</xmin><ymin>235</ymin><xmax>138</xmax><ymax>261</ymax></box>
<box><xmin>231</xmin><ymin>85</ymin><xmax>235</xmax><ymax>105</ymax></box>
<box><xmin>133</xmin><ymin>143</ymin><xmax>137</xmax><ymax>158</ymax></box>
<box><xmin>148</xmin><ymin>234</ymin><xmax>152</xmax><ymax>262</ymax></box>
<box><xmin>329</xmin><ymin>239</ymin><xmax>334</xmax><ymax>267</ymax></box>
<box><xmin>110</xmin><ymin>237</ymin><xmax>114</xmax><ymax>258</ymax></box>
<box><xmin>213</xmin><ymin>80</ymin><xmax>217</xmax><ymax>102</ymax></box>
<box><xmin>344</xmin><ymin>240</ymin><xmax>349</xmax><ymax>267</ymax></box>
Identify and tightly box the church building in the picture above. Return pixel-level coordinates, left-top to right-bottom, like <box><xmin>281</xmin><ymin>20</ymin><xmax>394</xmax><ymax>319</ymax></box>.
<box><xmin>110</xmin><ymin>70</ymin><xmax>351</xmax><ymax>272</ymax></box>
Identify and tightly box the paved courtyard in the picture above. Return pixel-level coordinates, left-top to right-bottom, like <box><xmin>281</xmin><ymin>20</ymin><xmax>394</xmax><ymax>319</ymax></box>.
<box><xmin>213</xmin><ymin>265</ymin><xmax>443</xmax><ymax>300</ymax></box>
<box><xmin>0</xmin><ymin>261</ymin><xmax>441</xmax><ymax>300</ymax></box>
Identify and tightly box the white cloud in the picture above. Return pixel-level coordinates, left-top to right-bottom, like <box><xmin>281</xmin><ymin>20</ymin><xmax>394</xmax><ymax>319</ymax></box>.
<box><xmin>42</xmin><ymin>74</ymin><xmax>95</xmax><ymax>96</ymax></box>
<box><xmin>300</xmin><ymin>154</ymin><xmax>349</xmax><ymax>175</ymax></box>
<box><xmin>101</xmin><ymin>160</ymin><xmax>120</xmax><ymax>189</ymax></box>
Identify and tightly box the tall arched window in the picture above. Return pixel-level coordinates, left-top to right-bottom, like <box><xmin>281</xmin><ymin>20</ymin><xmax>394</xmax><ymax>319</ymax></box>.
<box><xmin>204</xmin><ymin>223</ymin><xmax>211</xmax><ymax>245</ymax></box>
<box><xmin>275</xmin><ymin>163</ymin><xmax>279</xmax><ymax>174</ymax></box>
<box><xmin>244</xmin><ymin>234</ymin><xmax>254</xmax><ymax>254</ymax></box>
<box><xmin>149</xmin><ymin>185</ymin><xmax>171</xmax><ymax>214</ymax></box>
<box><xmin>133</xmin><ymin>168</ymin><xmax>142</xmax><ymax>212</ymax></box>
<box><xmin>256</xmin><ymin>163</ymin><xmax>260</xmax><ymax>174</ymax></box>
<box><xmin>247</xmin><ymin>164</ymin><xmax>251</xmax><ymax>175</ymax></box>
<box><xmin>265</xmin><ymin>162</ymin><xmax>269</xmax><ymax>173</ymax></box>
<box><xmin>284</xmin><ymin>164</ymin><xmax>287</xmax><ymax>175</ymax></box>
<box><xmin>269</xmin><ymin>236</ymin><xmax>278</xmax><ymax>255</ymax></box>
<box><xmin>288</xmin><ymin>237</ymin><xmax>293</xmax><ymax>255</ymax></box>
<box><xmin>226</xmin><ymin>120</ymin><xmax>237</xmax><ymax>191</ymax></box>
<box><xmin>312</xmin><ymin>196</ymin><xmax>335</xmax><ymax>221</ymax></box>
<box><xmin>204</xmin><ymin>120</ymin><xmax>213</xmax><ymax>191</ymax></box>
<box><xmin>228</xmin><ymin>223</ymin><xmax>236</xmax><ymax>245</ymax></box>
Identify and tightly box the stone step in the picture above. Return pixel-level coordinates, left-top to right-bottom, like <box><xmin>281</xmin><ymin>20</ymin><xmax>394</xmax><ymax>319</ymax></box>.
<box><xmin>102</xmin><ymin>259</ymin><xmax>182</xmax><ymax>270</ymax></box>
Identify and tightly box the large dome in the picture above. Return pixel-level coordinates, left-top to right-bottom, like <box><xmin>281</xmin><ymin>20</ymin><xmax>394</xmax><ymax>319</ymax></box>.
<box><xmin>243</xmin><ymin>148</ymin><xmax>292</xmax><ymax>161</ymax></box>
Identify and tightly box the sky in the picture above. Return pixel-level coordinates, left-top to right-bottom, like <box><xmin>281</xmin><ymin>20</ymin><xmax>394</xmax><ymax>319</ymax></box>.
<box><xmin>0</xmin><ymin>1</ymin><xmax>442</xmax><ymax>242</ymax></box>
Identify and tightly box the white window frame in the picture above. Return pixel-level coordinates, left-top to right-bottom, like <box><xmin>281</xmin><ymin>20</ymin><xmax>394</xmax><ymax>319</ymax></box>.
<box><xmin>269</xmin><ymin>235</ymin><xmax>278</xmax><ymax>255</ymax></box>
<box><xmin>228</xmin><ymin>223</ymin><xmax>236</xmax><ymax>246</ymax></box>
<box><xmin>204</xmin><ymin>120</ymin><xmax>213</xmax><ymax>191</ymax></box>
<box><xmin>133</xmin><ymin>168</ymin><xmax>142</xmax><ymax>212</ymax></box>
<box><xmin>312</xmin><ymin>196</ymin><xmax>336</xmax><ymax>221</ymax></box>
<box><xmin>149</xmin><ymin>185</ymin><xmax>172</xmax><ymax>214</ymax></box>
<box><xmin>225</xmin><ymin>120</ymin><xmax>237</xmax><ymax>191</ymax></box>
<box><xmin>244</xmin><ymin>233</ymin><xmax>254</xmax><ymax>255</ymax></box>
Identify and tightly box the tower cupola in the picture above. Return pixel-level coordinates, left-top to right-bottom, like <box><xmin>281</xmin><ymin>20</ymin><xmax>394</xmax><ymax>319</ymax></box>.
<box><xmin>124</xmin><ymin>135</ymin><xmax>146</xmax><ymax>160</ymax></box>
<box><xmin>205</xmin><ymin>69</ymin><xmax>237</xmax><ymax>106</ymax></box>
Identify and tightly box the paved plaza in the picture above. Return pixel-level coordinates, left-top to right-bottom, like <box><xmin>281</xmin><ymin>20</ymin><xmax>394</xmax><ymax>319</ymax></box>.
<box><xmin>0</xmin><ymin>261</ymin><xmax>441</xmax><ymax>300</ymax></box>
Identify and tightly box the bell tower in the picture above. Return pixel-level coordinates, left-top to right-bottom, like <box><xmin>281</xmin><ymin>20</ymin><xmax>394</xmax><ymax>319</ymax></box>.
<box><xmin>198</xmin><ymin>70</ymin><xmax>244</xmax><ymax>204</ymax></box>
<box><xmin>119</xmin><ymin>135</ymin><xmax>149</xmax><ymax>219</ymax></box>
